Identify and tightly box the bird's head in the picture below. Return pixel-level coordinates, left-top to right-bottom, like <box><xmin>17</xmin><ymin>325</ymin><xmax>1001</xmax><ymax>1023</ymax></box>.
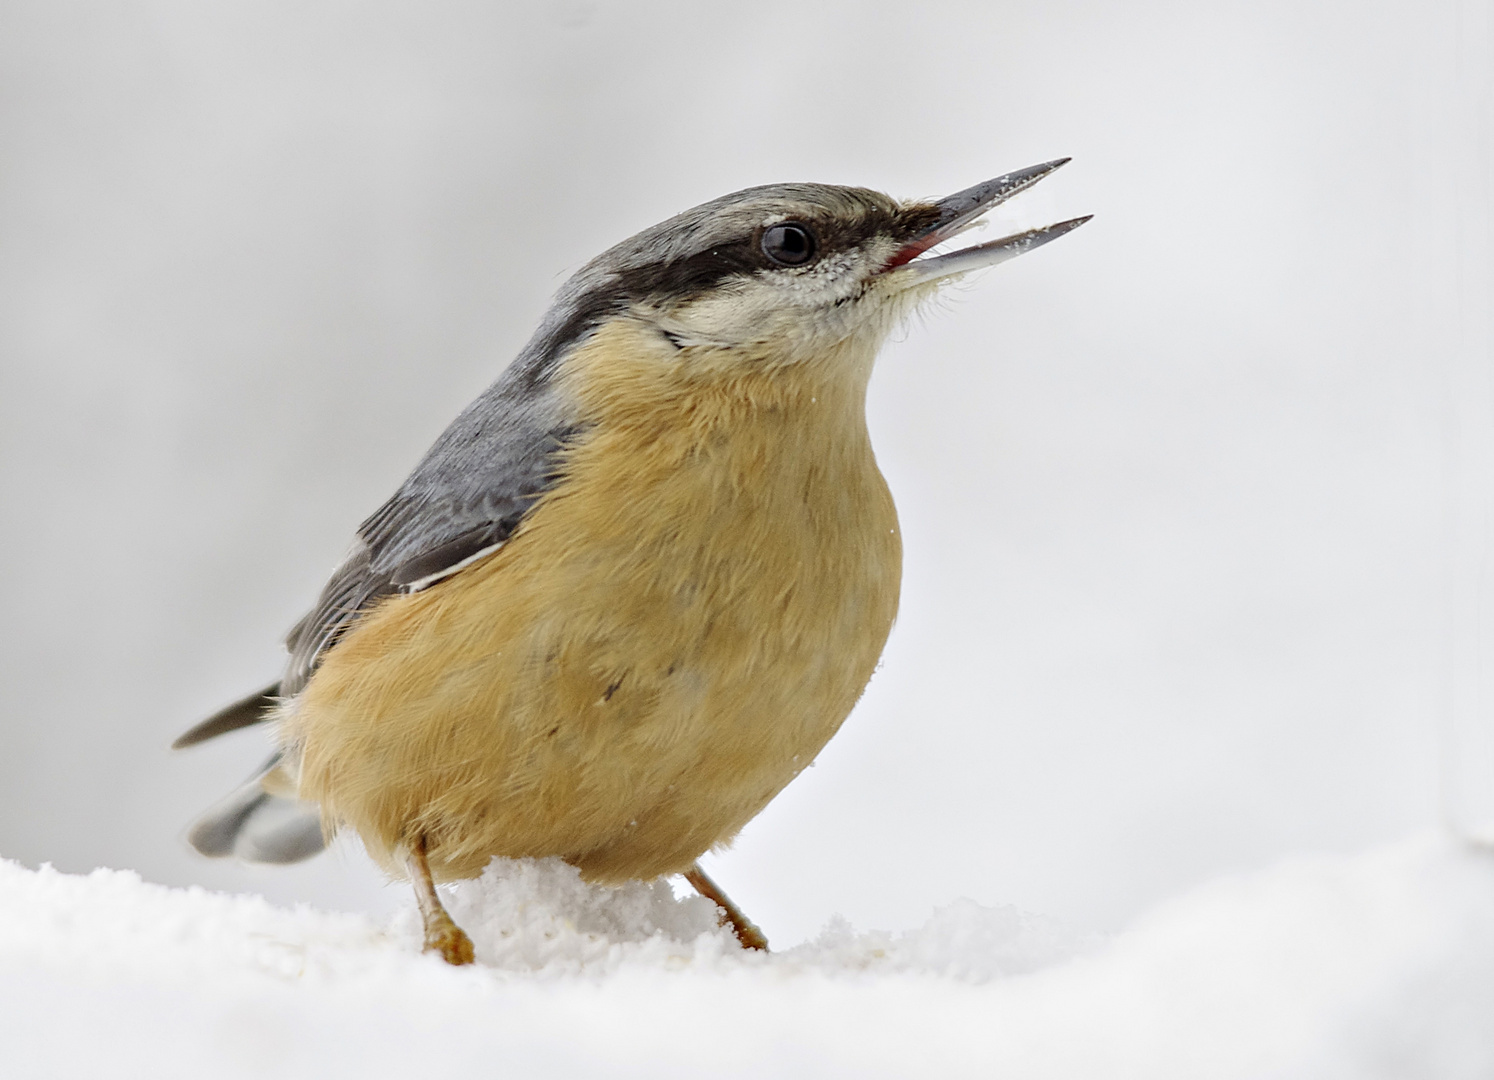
<box><xmin>540</xmin><ymin>159</ymin><xmax>1087</xmax><ymax>381</ymax></box>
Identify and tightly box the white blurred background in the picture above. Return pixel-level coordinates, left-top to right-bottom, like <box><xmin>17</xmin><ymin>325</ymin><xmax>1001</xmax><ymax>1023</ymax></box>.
<box><xmin>0</xmin><ymin>0</ymin><xmax>1484</xmax><ymax>944</ymax></box>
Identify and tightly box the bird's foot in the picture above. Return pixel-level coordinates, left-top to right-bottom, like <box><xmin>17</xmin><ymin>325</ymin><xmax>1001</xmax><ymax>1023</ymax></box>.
<box><xmin>422</xmin><ymin>909</ymin><xmax>476</xmax><ymax>966</ymax></box>
<box><xmin>720</xmin><ymin>910</ymin><xmax>769</xmax><ymax>953</ymax></box>
<box><xmin>405</xmin><ymin>833</ymin><xmax>476</xmax><ymax>966</ymax></box>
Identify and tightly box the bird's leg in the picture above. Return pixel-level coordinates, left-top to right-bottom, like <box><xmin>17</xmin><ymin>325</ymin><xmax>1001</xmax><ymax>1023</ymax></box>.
<box><xmin>404</xmin><ymin>835</ymin><xmax>475</xmax><ymax>966</ymax></box>
<box><xmin>684</xmin><ymin>863</ymin><xmax>769</xmax><ymax>952</ymax></box>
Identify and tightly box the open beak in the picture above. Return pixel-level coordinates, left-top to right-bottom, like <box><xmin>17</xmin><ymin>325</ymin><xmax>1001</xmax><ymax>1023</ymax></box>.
<box><xmin>884</xmin><ymin>158</ymin><xmax>1091</xmax><ymax>285</ymax></box>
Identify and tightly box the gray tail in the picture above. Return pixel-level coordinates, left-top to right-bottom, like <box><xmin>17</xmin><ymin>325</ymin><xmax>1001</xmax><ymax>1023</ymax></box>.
<box><xmin>186</xmin><ymin>753</ymin><xmax>328</xmax><ymax>864</ymax></box>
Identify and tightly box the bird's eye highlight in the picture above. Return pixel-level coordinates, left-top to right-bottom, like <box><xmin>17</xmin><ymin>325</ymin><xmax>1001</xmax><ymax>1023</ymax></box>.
<box><xmin>761</xmin><ymin>223</ymin><xmax>817</xmax><ymax>266</ymax></box>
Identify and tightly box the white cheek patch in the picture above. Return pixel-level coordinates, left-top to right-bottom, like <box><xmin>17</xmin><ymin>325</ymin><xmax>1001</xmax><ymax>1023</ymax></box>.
<box><xmin>665</xmin><ymin>248</ymin><xmax>878</xmax><ymax>348</ymax></box>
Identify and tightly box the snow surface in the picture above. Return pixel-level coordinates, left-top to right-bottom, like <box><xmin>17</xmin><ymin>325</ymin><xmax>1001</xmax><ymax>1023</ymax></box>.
<box><xmin>1</xmin><ymin>837</ymin><xmax>1491</xmax><ymax>1078</ymax></box>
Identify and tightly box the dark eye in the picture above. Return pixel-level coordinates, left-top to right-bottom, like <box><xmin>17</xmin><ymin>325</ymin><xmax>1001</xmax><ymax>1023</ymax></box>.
<box><xmin>761</xmin><ymin>223</ymin><xmax>817</xmax><ymax>266</ymax></box>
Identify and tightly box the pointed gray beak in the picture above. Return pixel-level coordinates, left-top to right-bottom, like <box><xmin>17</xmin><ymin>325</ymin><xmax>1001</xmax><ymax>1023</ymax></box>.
<box><xmin>884</xmin><ymin>158</ymin><xmax>1090</xmax><ymax>285</ymax></box>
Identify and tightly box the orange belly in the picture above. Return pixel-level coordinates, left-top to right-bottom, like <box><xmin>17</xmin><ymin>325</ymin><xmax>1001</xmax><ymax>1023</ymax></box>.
<box><xmin>284</xmin><ymin>320</ymin><xmax>902</xmax><ymax>882</ymax></box>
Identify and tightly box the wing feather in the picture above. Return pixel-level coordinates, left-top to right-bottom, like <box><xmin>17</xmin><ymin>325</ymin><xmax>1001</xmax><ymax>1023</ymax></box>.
<box><xmin>180</xmin><ymin>234</ymin><xmax>629</xmax><ymax>735</ymax></box>
<box><xmin>278</xmin><ymin>371</ymin><xmax>580</xmax><ymax>696</ymax></box>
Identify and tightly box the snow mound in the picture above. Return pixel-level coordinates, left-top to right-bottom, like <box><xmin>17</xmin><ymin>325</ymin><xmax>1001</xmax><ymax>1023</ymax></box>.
<box><xmin>2</xmin><ymin>837</ymin><xmax>1492</xmax><ymax>1078</ymax></box>
<box><xmin>393</xmin><ymin>856</ymin><xmax>1086</xmax><ymax>979</ymax></box>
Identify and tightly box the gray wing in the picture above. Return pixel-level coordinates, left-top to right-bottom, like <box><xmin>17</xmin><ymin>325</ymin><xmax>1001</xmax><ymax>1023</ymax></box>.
<box><xmin>176</xmin><ymin>201</ymin><xmax>686</xmax><ymax>736</ymax></box>
<box><xmin>273</xmin><ymin>260</ymin><xmax>648</xmax><ymax>697</ymax></box>
<box><xmin>280</xmin><ymin>372</ymin><xmax>579</xmax><ymax>697</ymax></box>
<box><xmin>176</xmin><ymin>285</ymin><xmax>600</xmax><ymax>863</ymax></box>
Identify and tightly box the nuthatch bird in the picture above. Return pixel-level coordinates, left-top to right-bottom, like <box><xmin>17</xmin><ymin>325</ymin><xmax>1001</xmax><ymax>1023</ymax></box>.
<box><xmin>175</xmin><ymin>160</ymin><xmax>1088</xmax><ymax>964</ymax></box>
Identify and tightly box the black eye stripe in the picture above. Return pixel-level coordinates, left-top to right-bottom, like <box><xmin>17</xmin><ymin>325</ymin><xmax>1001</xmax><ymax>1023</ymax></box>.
<box><xmin>608</xmin><ymin>241</ymin><xmax>760</xmax><ymax>304</ymax></box>
<box><xmin>512</xmin><ymin>197</ymin><xmax>946</xmax><ymax>387</ymax></box>
<box><xmin>761</xmin><ymin>223</ymin><xmax>817</xmax><ymax>266</ymax></box>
